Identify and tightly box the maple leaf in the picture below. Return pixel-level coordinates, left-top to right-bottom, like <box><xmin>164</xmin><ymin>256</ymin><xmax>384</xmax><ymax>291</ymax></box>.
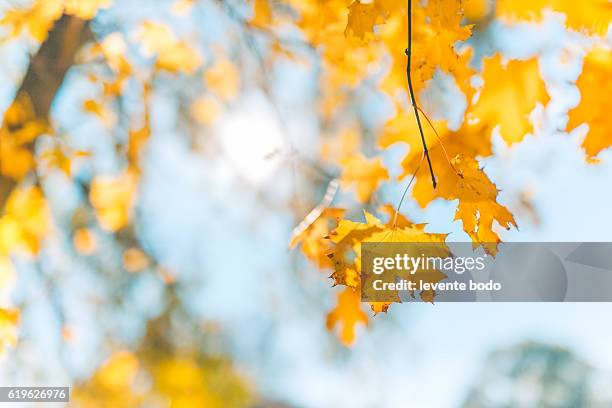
<box><xmin>327</xmin><ymin>210</ymin><xmax>449</xmax><ymax>307</ymax></box>
<box><xmin>345</xmin><ymin>0</ymin><xmax>385</xmax><ymax>39</ymax></box>
<box><xmin>339</xmin><ymin>153</ymin><xmax>389</xmax><ymax>203</ymax></box>
<box><xmin>441</xmin><ymin>155</ymin><xmax>516</xmax><ymax>255</ymax></box>
<box><xmin>567</xmin><ymin>48</ymin><xmax>612</xmax><ymax>158</ymax></box>
<box><xmin>496</xmin><ymin>0</ymin><xmax>612</xmax><ymax>35</ymax></box>
<box><xmin>382</xmin><ymin>115</ymin><xmax>494</xmax><ymax>207</ymax></box>
<box><xmin>378</xmin><ymin>0</ymin><xmax>473</xmax><ymax>96</ymax></box>
<box><xmin>290</xmin><ymin>208</ymin><xmax>346</xmax><ymax>269</ymax></box>
<box><xmin>326</xmin><ymin>287</ymin><xmax>368</xmax><ymax>346</ymax></box>
<box><xmin>468</xmin><ymin>55</ymin><xmax>550</xmax><ymax>144</ymax></box>
<box><xmin>380</xmin><ymin>112</ymin><xmax>515</xmax><ymax>253</ymax></box>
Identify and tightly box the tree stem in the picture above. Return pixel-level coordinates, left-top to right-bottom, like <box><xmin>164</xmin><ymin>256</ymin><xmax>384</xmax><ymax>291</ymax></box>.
<box><xmin>406</xmin><ymin>0</ymin><xmax>436</xmax><ymax>188</ymax></box>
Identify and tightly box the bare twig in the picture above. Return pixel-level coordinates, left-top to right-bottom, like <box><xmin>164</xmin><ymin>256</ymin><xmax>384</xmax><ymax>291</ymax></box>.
<box><xmin>393</xmin><ymin>152</ymin><xmax>424</xmax><ymax>227</ymax></box>
<box><xmin>406</xmin><ymin>0</ymin><xmax>436</xmax><ymax>188</ymax></box>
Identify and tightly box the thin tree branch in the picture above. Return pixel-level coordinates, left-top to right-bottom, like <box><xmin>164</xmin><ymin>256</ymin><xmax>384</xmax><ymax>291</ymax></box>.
<box><xmin>406</xmin><ymin>0</ymin><xmax>436</xmax><ymax>188</ymax></box>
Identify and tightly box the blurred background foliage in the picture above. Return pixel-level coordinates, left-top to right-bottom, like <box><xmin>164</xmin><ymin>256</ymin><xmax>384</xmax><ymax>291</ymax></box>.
<box><xmin>0</xmin><ymin>0</ymin><xmax>610</xmax><ymax>407</ymax></box>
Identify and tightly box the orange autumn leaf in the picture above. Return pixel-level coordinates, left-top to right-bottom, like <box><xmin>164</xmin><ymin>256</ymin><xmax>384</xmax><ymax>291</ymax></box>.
<box><xmin>567</xmin><ymin>48</ymin><xmax>612</xmax><ymax>158</ymax></box>
<box><xmin>345</xmin><ymin>0</ymin><xmax>385</xmax><ymax>39</ymax></box>
<box><xmin>468</xmin><ymin>55</ymin><xmax>550</xmax><ymax>144</ymax></box>
<box><xmin>326</xmin><ymin>287</ymin><xmax>368</xmax><ymax>346</ymax></box>
<box><xmin>251</xmin><ymin>0</ymin><xmax>273</xmax><ymax>27</ymax></box>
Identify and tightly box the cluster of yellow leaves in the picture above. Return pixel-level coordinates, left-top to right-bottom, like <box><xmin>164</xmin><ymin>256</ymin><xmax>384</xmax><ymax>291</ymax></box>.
<box><xmin>0</xmin><ymin>187</ymin><xmax>49</xmax><ymax>353</ymax></box>
<box><xmin>377</xmin><ymin>0</ymin><xmax>474</xmax><ymax>98</ymax></box>
<box><xmin>72</xmin><ymin>351</ymin><xmax>144</xmax><ymax>408</ymax></box>
<box><xmin>567</xmin><ymin>48</ymin><xmax>612</xmax><ymax>158</ymax></box>
<box><xmin>283</xmin><ymin>0</ymin><xmax>611</xmax><ymax>347</ymax></box>
<box><xmin>90</xmin><ymin>171</ymin><xmax>137</xmax><ymax>232</ymax></box>
<box><xmin>136</xmin><ymin>22</ymin><xmax>203</xmax><ymax>74</ymax></box>
<box><xmin>293</xmin><ymin>206</ymin><xmax>449</xmax><ymax>345</ymax></box>
<box><xmin>90</xmin><ymin>33</ymin><xmax>134</xmax><ymax>97</ymax></box>
<box><xmin>496</xmin><ymin>0</ymin><xmax>612</xmax><ymax>35</ymax></box>
<box><xmin>0</xmin><ymin>0</ymin><xmax>113</xmax><ymax>42</ymax></box>
<box><xmin>0</xmin><ymin>95</ymin><xmax>48</xmax><ymax>180</ymax></box>
<box><xmin>73</xmin><ymin>350</ymin><xmax>253</xmax><ymax>408</ymax></box>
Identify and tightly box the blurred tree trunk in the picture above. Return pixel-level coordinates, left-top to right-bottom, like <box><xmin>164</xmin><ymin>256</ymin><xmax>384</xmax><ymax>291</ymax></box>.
<box><xmin>0</xmin><ymin>14</ymin><xmax>92</xmax><ymax>208</ymax></box>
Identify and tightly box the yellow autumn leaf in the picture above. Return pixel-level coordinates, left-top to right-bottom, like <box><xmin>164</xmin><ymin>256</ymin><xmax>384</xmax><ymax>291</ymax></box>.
<box><xmin>0</xmin><ymin>0</ymin><xmax>63</xmax><ymax>42</ymax></box>
<box><xmin>0</xmin><ymin>95</ymin><xmax>48</xmax><ymax>180</ymax></box>
<box><xmin>468</xmin><ymin>55</ymin><xmax>550</xmax><ymax>144</ymax></box>
<box><xmin>463</xmin><ymin>0</ymin><xmax>491</xmax><ymax>22</ymax></box>
<box><xmin>326</xmin><ymin>287</ymin><xmax>368</xmax><ymax>346</ymax></box>
<box><xmin>327</xmin><ymin>210</ymin><xmax>450</xmax><ymax>307</ymax></box>
<box><xmin>382</xmin><ymin>116</ymin><xmax>494</xmax><ymax>208</ymax></box>
<box><xmin>442</xmin><ymin>155</ymin><xmax>517</xmax><ymax>254</ymax></box>
<box><xmin>339</xmin><ymin>153</ymin><xmax>389</xmax><ymax>203</ymax></box>
<box><xmin>378</xmin><ymin>0</ymin><xmax>473</xmax><ymax>96</ymax></box>
<box><xmin>567</xmin><ymin>47</ymin><xmax>612</xmax><ymax>158</ymax></box>
<box><xmin>290</xmin><ymin>208</ymin><xmax>346</xmax><ymax>269</ymax></box>
<box><xmin>345</xmin><ymin>0</ymin><xmax>385</xmax><ymax>39</ymax></box>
